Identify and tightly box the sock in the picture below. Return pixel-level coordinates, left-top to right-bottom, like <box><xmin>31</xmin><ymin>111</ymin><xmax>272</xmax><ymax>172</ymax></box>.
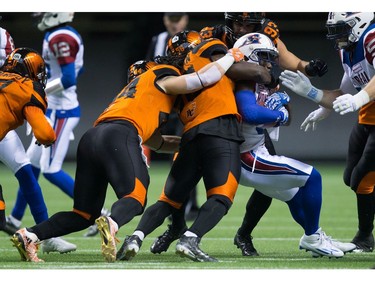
<box><xmin>11</xmin><ymin>188</ymin><xmax>27</xmax><ymax>221</ymax></box>
<box><xmin>287</xmin><ymin>168</ymin><xmax>322</xmax><ymax>235</ymax></box>
<box><xmin>184</xmin><ymin>230</ymin><xmax>198</xmax><ymax>237</ymax></box>
<box><xmin>237</xmin><ymin>190</ymin><xmax>272</xmax><ymax>236</ymax></box>
<box><xmin>15</xmin><ymin>165</ymin><xmax>48</xmax><ymax>224</ymax></box>
<box><xmin>43</xmin><ymin>170</ymin><xmax>74</xmax><ymax>198</ymax></box>
<box><xmin>8</xmin><ymin>215</ymin><xmax>22</xmax><ymax>228</ymax></box>
<box><xmin>133</xmin><ymin>230</ymin><xmax>145</xmax><ymax>241</ymax></box>
<box><xmin>356</xmin><ymin>191</ymin><xmax>375</xmax><ymax>234</ymax></box>
<box><xmin>0</xmin><ymin>185</ymin><xmax>5</xmax><ymax>229</ymax></box>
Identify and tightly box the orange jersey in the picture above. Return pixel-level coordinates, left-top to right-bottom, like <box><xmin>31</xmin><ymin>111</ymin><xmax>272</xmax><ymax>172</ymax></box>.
<box><xmin>179</xmin><ymin>38</ymin><xmax>240</xmax><ymax>133</ymax></box>
<box><xmin>94</xmin><ymin>65</ymin><xmax>180</xmax><ymax>142</ymax></box>
<box><xmin>0</xmin><ymin>71</ymin><xmax>48</xmax><ymax>140</ymax></box>
<box><xmin>359</xmin><ymin>102</ymin><xmax>375</xmax><ymax>124</ymax></box>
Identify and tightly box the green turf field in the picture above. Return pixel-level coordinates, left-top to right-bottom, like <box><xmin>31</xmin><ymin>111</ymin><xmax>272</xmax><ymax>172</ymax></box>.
<box><xmin>1</xmin><ymin>161</ymin><xmax>374</xmax><ymax>273</ymax></box>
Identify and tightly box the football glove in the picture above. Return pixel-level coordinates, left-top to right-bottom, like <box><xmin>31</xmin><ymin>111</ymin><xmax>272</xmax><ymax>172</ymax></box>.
<box><xmin>332</xmin><ymin>90</ymin><xmax>370</xmax><ymax>115</ymax></box>
<box><xmin>227</xmin><ymin>47</ymin><xmax>244</xmax><ymax>62</ymax></box>
<box><xmin>260</xmin><ymin>19</ymin><xmax>280</xmax><ymax>45</ymax></box>
<box><xmin>265</xmin><ymin>91</ymin><xmax>290</xmax><ymax>111</ymax></box>
<box><xmin>276</xmin><ymin>106</ymin><xmax>289</xmax><ymax>126</ymax></box>
<box><xmin>305</xmin><ymin>59</ymin><xmax>328</xmax><ymax>77</ymax></box>
<box><xmin>280</xmin><ymin>70</ymin><xmax>323</xmax><ymax>103</ymax></box>
<box><xmin>300</xmin><ymin>106</ymin><xmax>331</xmax><ymax>132</ymax></box>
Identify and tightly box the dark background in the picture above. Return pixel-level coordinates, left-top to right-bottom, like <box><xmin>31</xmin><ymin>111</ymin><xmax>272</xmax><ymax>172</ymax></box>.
<box><xmin>1</xmin><ymin>12</ymin><xmax>356</xmax><ymax>161</ymax></box>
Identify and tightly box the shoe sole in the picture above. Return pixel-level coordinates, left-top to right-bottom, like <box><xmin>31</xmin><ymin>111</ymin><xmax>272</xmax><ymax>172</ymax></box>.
<box><xmin>299</xmin><ymin>245</ymin><xmax>344</xmax><ymax>258</ymax></box>
<box><xmin>95</xmin><ymin>217</ymin><xmax>116</xmax><ymax>262</ymax></box>
<box><xmin>10</xmin><ymin>234</ymin><xmax>27</xmax><ymax>261</ymax></box>
<box><xmin>176</xmin><ymin>244</ymin><xmax>199</xmax><ymax>262</ymax></box>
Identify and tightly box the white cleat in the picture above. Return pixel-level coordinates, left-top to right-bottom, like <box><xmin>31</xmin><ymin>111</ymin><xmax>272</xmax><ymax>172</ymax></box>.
<box><xmin>299</xmin><ymin>228</ymin><xmax>344</xmax><ymax>258</ymax></box>
<box><xmin>42</xmin><ymin>237</ymin><xmax>77</xmax><ymax>254</ymax></box>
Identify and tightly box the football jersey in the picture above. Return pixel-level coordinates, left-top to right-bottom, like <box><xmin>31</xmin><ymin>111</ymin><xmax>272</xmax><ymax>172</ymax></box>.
<box><xmin>340</xmin><ymin>23</ymin><xmax>375</xmax><ymax>124</ymax></box>
<box><xmin>94</xmin><ymin>64</ymin><xmax>180</xmax><ymax>142</ymax></box>
<box><xmin>0</xmin><ymin>72</ymin><xmax>48</xmax><ymax>140</ymax></box>
<box><xmin>0</xmin><ymin>27</ymin><xmax>15</xmax><ymax>66</ymax></box>
<box><xmin>179</xmin><ymin>38</ymin><xmax>239</xmax><ymax>133</ymax></box>
<box><xmin>42</xmin><ymin>25</ymin><xmax>84</xmax><ymax>110</ymax></box>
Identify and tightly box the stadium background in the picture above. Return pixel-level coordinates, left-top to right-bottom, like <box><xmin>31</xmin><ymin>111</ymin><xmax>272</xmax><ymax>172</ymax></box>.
<box><xmin>1</xmin><ymin>12</ymin><xmax>355</xmax><ymax>161</ymax></box>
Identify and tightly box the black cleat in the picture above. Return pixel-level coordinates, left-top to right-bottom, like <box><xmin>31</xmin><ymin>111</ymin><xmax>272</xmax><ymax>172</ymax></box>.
<box><xmin>150</xmin><ymin>224</ymin><xmax>187</xmax><ymax>254</ymax></box>
<box><xmin>176</xmin><ymin>235</ymin><xmax>218</xmax><ymax>262</ymax></box>
<box><xmin>351</xmin><ymin>231</ymin><xmax>374</xmax><ymax>252</ymax></box>
<box><xmin>116</xmin><ymin>235</ymin><xmax>142</xmax><ymax>261</ymax></box>
<box><xmin>234</xmin><ymin>232</ymin><xmax>259</xmax><ymax>256</ymax></box>
<box><xmin>2</xmin><ymin>216</ymin><xmax>19</xmax><ymax>236</ymax></box>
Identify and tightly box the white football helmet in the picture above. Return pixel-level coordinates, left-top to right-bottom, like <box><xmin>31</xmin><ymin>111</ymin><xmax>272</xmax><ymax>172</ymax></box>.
<box><xmin>326</xmin><ymin>12</ymin><xmax>374</xmax><ymax>50</ymax></box>
<box><xmin>34</xmin><ymin>12</ymin><xmax>74</xmax><ymax>31</ymax></box>
<box><xmin>233</xmin><ymin>32</ymin><xmax>278</xmax><ymax>65</ymax></box>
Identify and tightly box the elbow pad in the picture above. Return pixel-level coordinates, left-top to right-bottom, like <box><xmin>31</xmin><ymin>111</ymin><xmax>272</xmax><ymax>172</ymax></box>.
<box><xmin>45</xmin><ymin>78</ymin><xmax>64</xmax><ymax>95</ymax></box>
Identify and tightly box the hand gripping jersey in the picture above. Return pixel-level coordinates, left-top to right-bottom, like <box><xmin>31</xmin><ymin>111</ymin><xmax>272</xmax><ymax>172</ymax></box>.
<box><xmin>43</xmin><ymin>25</ymin><xmax>84</xmax><ymax>110</ymax></box>
<box><xmin>180</xmin><ymin>38</ymin><xmax>240</xmax><ymax>133</ymax></box>
<box><xmin>341</xmin><ymin>23</ymin><xmax>375</xmax><ymax>124</ymax></box>
<box><xmin>0</xmin><ymin>72</ymin><xmax>48</xmax><ymax>140</ymax></box>
<box><xmin>95</xmin><ymin>64</ymin><xmax>180</xmax><ymax>142</ymax></box>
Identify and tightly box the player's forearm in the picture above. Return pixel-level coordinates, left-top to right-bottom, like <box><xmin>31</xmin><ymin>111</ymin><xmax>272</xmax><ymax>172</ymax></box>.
<box><xmin>24</xmin><ymin>106</ymin><xmax>56</xmax><ymax>145</ymax></box>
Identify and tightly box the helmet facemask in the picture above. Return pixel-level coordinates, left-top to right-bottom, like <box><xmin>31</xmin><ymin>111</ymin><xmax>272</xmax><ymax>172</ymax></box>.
<box><xmin>326</xmin><ymin>12</ymin><xmax>374</xmax><ymax>50</ymax></box>
<box><xmin>224</xmin><ymin>12</ymin><xmax>265</xmax><ymax>47</ymax></box>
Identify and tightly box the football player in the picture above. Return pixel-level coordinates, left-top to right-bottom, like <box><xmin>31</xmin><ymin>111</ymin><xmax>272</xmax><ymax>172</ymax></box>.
<box><xmin>280</xmin><ymin>12</ymin><xmax>375</xmax><ymax>252</ymax></box>
<box><xmin>235</xmin><ymin>32</ymin><xmax>356</xmax><ymax>258</ymax></box>
<box><xmin>0</xmin><ymin>23</ymin><xmax>76</xmax><ymax>254</ymax></box>
<box><xmin>116</xmin><ymin>30</ymin><xmax>273</xmax><ymax>262</ymax></box>
<box><xmin>10</xmin><ymin>39</ymin><xmax>245</xmax><ymax>262</ymax></box>
<box><xmin>150</xmin><ymin>12</ymin><xmax>329</xmax><ymax>257</ymax></box>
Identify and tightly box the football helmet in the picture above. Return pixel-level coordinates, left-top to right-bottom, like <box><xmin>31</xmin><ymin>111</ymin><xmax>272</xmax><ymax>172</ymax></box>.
<box><xmin>32</xmin><ymin>12</ymin><xmax>74</xmax><ymax>31</ymax></box>
<box><xmin>1</xmin><ymin>47</ymin><xmax>47</xmax><ymax>88</ymax></box>
<box><xmin>166</xmin><ymin>30</ymin><xmax>202</xmax><ymax>69</ymax></box>
<box><xmin>326</xmin><ymin>12</ymin><xmax>374</xmax><ymax>50</ymax></box>
<box><xmin>233</xmin><ymin>32</ymin><xmax>279</xmax><ymax>65</ymax></box>
<box><xmin>127</xmin><ymin>60</ymin><xmax>157</xmax><ymax>83</ymax></box>
<box><xmin>225</xmin><ymin>12</ymin><xmax>266</xmax><ymax>47</ymax></box>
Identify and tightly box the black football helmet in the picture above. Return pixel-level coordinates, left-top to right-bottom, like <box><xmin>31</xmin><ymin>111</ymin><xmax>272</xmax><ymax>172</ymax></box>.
<box><xmin>127</xmin><ymin>60</ymin><xmax>157</xmax><ymax>83</ymax></box>
<box><xmin>1</xmin><ymin>47</ymin><xmax>47</xmax><ymax>88</ymax></box>
<box><xmin>166</xmin><ymin>30</ymin><xmax>203</xmax><ymax>69</ymax></box>
<box><xmin>224</xmin><ymin>12</ymin><xmax>266</xmax><ymax>47</ymax></box>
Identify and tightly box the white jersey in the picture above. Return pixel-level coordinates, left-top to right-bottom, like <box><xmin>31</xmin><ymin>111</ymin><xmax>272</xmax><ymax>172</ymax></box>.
<box><xmin>239</xmin><ymin>83</ymin><xmax>313</xmax><ymax>202</ymax></box>
<box><xmin>340</xmin><ymin>24</ymin><xmax>375</xmax><ymax>92</ymax></box>
<box><xmin>0</xmin><ymin>27</ymin><xmax>14</xmax><ymax>66</ymax></box>
<box><xmin>240</xmin><ymin>83</ymin><xmax>279</xmax><ymax>153</ymax></box>
<box><xmin>43</xmin><ymin>25</ymin><xmax>84</xmax><ymax>110</ymax></box>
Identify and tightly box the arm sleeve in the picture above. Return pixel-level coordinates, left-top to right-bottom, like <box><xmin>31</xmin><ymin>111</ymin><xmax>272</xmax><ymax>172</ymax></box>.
<box><xmin>23</xmin><ymin>106</ymin><xmax>56</xmax><ymax>145</ymax></box>
<box><xmin>235</xmin><ymin>90</ymin><xmax>284</xmax><ymax>124</ymax></box>
<box><xmin>60</xmin><ymin>62</ymin><xmax>77</xmax><ymax>89</ymax></box>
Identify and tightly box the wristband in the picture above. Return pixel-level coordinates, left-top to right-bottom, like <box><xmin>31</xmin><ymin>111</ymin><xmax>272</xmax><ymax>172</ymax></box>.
<box><xmin>306</xmin><ymin>86</ymin><xmax>323</xmax><ymax>103</ymax></box>
<box><xmin>353</xmin><ymin>90</ymin><xmax>370</xmax><ymax>109</ymax></box>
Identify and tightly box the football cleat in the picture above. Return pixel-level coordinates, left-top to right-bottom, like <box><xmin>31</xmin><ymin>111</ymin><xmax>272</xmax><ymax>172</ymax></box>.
<box><xmin>41</xmin><ymin>237</ymin><xmax>77</xmax><ymax>254</ymax></box>
<box><xmin>96</xmin><ymin>216</ymin><xmax>119</xmax><ymax>262</ymax></box>
<box><xmin>175</xmin><ymin>235</ymin><xmax>218</xmax><ymax>262</ymax></box>
<box><xmin>351</xmin><ymin>230</ymin><xmax>374</xmax><ymax>252</ymax></box>
<box><xmin>2</xmin><ymin>216</ymin><xmax>20</xmax><ymax>236</ymax></box>
<box><xmin>84</xmin><ymin>208</ymin><xmax>111</xmax><ymax>237</ymax></box>
<box><xmin>150</xmin><ymin>224</ymin><xmax>187</xmax><ymax>254</ymax></box>
<box><xmin>10</xmin><ymin>228</ymin><xmax>44</xmax><ymax>262</ymax></box>
<box><xmin>299</xmin><ymin>228</ymin><xmax>344</xmax><ymax>258</ymax></box>
<box><xmin>116</xmin><ymin>235</ymin><xmax>143</xmax><ymax>261</ymax></box>
<box><xmin>234</xmin><ymin>232</ymin><xmax>259</xmax><ymax>256</ymax></box>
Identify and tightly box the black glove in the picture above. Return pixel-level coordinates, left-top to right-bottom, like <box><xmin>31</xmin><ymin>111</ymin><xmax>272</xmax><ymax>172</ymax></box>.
<box><xmin>260</xmin><ymin>19</ymin><xmax>280</xmax><ymax>45</ymax></box>
<box><xmin>305</xmin><ymin>59</ymin><xmax>328</xmax><ymax>77</ymax></box>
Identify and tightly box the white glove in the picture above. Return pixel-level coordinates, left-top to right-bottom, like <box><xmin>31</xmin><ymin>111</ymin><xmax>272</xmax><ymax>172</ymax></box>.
<box><xmin>280</xmin><ymin>70</ymin><xmax>323</xmax><ymax>103</ymax></box>
<box><xmin>300</xmin><ymin>106</ymin><xmax>332</xmax><ymax>132</ymax></box>
<box><xmin>332</xmin><ymin>90</ymin><xmax>370</xmax><ymax>115</ymax></box>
